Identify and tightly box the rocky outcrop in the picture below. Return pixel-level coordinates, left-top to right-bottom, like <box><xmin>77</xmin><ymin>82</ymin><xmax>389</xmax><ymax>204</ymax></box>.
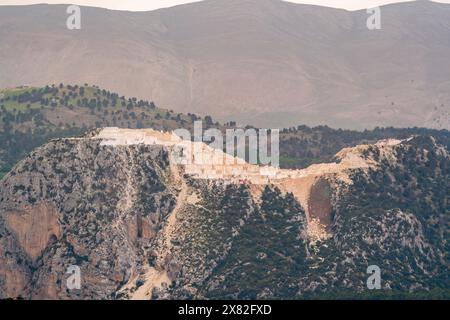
<box><xmin>5</xmin><ymin>202</ymin><xmax>61</xmax><ymax>261</ymax></box>
<box><xmin>0</xmin><ymin>135</ymin><xmax>178</xmax><ymax>299</ymax></box>
<box><xmin>0</xmin><ymin>129</ymin><xmax>448</xmax><ymax>299</ymax></box>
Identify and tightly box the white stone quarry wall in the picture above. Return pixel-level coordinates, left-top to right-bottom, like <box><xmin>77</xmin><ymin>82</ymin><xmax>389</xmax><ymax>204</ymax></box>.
<box><xmin>94</xmin><ymin>127</ymin><xmax>402</xmax><ymax>185</ymax></box>
<box><xmin>91</xmin><ymin>128</ymin><xmax>408</xmax><ymax>241</ymax></box>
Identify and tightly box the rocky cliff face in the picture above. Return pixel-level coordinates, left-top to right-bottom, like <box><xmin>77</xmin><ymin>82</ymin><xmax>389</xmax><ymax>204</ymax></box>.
<box><xmin>0</xmin><ymin>129</ymin><xmax>448</xmax><ymax>299</ymax></box>
<box><xmin>0</xmin><ymin>135</ymin><xmax>178</xmax><ymax>299</ymax></box>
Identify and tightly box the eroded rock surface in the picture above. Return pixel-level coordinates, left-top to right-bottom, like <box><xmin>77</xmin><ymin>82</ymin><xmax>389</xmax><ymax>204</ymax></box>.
<box><xmin>6</xmin><ymin>202</ymin><xmax>61</xmax><ymax>261</ymax></box>
<box><xmin>0</xmin><ymin>129</ymin><xmax>448</xmax><ymax>299</ymax></box>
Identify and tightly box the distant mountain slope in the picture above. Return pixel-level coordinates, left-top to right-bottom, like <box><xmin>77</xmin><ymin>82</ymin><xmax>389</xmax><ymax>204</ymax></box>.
<box><xmin>0</xmin><ymin>0</ymin><xmax>449</xmax><ymax>130</ymax></box>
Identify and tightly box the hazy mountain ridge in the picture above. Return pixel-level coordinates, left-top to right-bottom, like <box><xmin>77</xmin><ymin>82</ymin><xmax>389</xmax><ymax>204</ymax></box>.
<box><xmin>1</xmin><ymin>0</ymin><xmax>450</xmax><ymax>129</ymax></box>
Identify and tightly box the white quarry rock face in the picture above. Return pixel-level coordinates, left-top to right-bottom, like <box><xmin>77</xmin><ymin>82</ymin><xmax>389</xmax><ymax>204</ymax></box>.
<box><xmin>67</xmin><ymin>128</ymin><xmax>418</xmax><ymax>243</ymax></box>
<box><xmin>96</xmin><ymin>127</ymin><xmax>181</xmax><ymax>147</ymax></box>
<box><xmin>93</xmin><ymin>127</ymin><xmax>404</xmax><ymax>185</ymax></box>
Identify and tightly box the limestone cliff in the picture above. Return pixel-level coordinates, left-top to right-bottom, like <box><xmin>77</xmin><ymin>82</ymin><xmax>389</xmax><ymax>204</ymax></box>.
<box><xmin>0</xmin><ymin>129</ymin><xmax>448</xmax><ymax>299</ymax></box>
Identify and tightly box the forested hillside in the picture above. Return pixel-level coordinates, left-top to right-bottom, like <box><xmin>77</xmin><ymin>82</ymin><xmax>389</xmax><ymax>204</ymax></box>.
<box><xmin>1</xmin><ymin>84</ymin><xmax>450</xmax><ymax>179</ymax></box>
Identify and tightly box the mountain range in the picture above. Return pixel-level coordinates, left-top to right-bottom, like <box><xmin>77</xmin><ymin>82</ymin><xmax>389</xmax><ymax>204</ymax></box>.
<box><xmin>0</xmin><ymin>0</ymin><xmax>449</xmax><ymax>300</ymax></box>
<box><xmin>1</xmin><ymin>0</ymin><xmax>450</xmax><ymax>130</ymax></box>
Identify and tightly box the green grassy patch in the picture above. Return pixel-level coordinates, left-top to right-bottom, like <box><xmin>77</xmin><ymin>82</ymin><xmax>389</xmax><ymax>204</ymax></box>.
<box><xmin>279</xmin><ymin>155</ymin><xmax>301</xmax><ymax>168</ymax></box>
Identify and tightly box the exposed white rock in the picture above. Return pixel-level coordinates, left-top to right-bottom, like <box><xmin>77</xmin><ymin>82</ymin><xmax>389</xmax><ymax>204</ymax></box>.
<box><xmin>94</xmin><ymin>127</ymin><xmax>404</xmax><ymax>186</ymax></box>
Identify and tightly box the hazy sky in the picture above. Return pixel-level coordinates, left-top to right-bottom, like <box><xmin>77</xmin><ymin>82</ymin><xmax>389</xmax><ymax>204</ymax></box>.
<box><xmin>1</xmin><ymin>0</ymin><xmax>450</xmax><ymax>11</ymax></box>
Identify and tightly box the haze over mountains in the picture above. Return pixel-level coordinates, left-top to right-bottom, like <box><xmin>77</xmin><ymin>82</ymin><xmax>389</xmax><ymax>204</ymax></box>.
<box><xmin>1</xmin><ymin>0</ymin><xmax>450</xmax><ymax>130</ymax></box>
